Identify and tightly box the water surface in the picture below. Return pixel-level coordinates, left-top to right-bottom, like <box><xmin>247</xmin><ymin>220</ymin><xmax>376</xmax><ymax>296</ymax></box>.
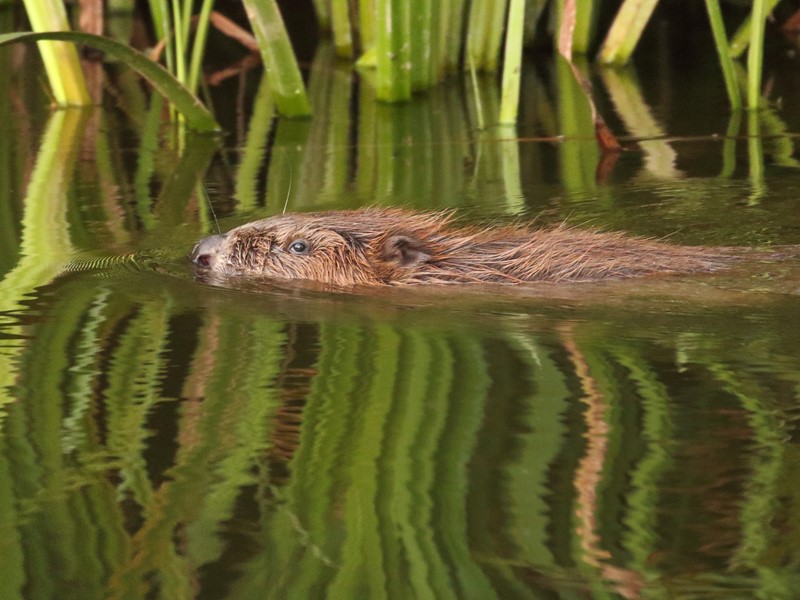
<box><xmin>3</xmin><ymin>28</ymin><xmax>800</xmax><ymax>600</ymax></box>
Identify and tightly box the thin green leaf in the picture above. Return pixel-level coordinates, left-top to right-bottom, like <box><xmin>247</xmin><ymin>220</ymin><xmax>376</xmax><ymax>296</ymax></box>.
<box><xmin>704</xmin><ymin>0</ymin><xmax>742</xmax><ymax>109</ymax></box>
<box><xmin>0</xmin><ymin>31</ymin><xmax>220</xmax><ymax>132</ymax></box>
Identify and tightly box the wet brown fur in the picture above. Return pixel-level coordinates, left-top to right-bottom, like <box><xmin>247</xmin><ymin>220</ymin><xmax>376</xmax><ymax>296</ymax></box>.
<box><xmin>191</xmin><ymin>208</ymin><xmax>743</xmax><ymax>286</ymax></box>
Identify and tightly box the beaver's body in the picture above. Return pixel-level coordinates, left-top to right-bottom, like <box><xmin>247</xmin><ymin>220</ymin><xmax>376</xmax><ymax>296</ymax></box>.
<box><xmin>191</xmin><ymin>209</ymin><xmax>742</xmax><ymax>286</ymax></box>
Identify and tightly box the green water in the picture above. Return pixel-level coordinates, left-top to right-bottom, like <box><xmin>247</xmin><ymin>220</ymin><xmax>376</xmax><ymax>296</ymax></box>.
<box><xmin>3</xmin><ymin>32</ymin><xmax>800</xmax><ymax>600</ymax></box>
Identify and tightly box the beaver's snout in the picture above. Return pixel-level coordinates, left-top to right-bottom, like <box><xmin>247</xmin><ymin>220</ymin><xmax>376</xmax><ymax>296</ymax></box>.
<box><xmin>191</xmin><ymin>234</ymin><xmax>226</xmax><ymax>269</ymax></box>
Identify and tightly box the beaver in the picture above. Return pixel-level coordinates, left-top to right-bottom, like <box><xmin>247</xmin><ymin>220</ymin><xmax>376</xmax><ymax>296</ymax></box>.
<box><xmin>191</xmin><ymin>208</ymin><xmax>744</xmax><ymax>286</ymax></box>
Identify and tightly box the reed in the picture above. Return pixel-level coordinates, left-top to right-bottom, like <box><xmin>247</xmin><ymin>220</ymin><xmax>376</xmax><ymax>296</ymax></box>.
<box><xmin>359</xmin><ymin>0</ymin><xmax>376</xmax><ymax>50</ymax></box>
<box><xmin>331</xmin><ymin>0</ymin><xmax>354</xmax><ymax>58</ymax></box>
<box><xmin>375</xmin><ymin>0</ymin><xmax>411</xmax><ymax>101</ymax></box>
<box><xmin>466</xmin><ymin>0</ymin><xmax>508</xmax><ymax>72</ymax></box>
<box><xmin>572</xmin><ymin>0</ymin><xmax>598</xmax><ymax>54</ymax></box>
<box><xmin>728</xmin><ymin>0</ymin><xmax>781</xmax><ymax>58</ymax></box>
<box><xmin>0</xmin><ymin>31</ymin><xmax>219</xmax><ymax>131</ymax></box>
<box><xmin>186</xmin><ymin>0</ymin><xmax>215</xmax><ymax>93</ymax></box>
<box><xmin>747</xmin><ymin>0</ymin><xmax>768</xmax><ymax>110</ymax></box>
<box><xmin>11</xmin><ymin>0</ymin><xmax>786</xmax><ymax>128</ymax></box>
<box><xmin>704</xmin><ymin>0</ymin><xmax>742</xmax><ymax>110</ymax></box>
<box><xmin>242</xmin><ymin>0</ymin><xmax>312</xmax><ymax>116</ymax></box>
<box><xmin>498</xmin><ymin>0</ymin><xmax>525</xmax><ymax>124</ymax></box>
<box><xmin>20</xmin><ymin>0</ymin><xmax>89</xmax><ymax>105</ymax></box>
<box><xmin>597</xmin><ymin>0</ymin><xmax>659</xmax><ymax>65</ymax></box>
<box><xmin>409</xmin><ymin>0</ymin><xmax>433</xmax><ymax>90</ymax></box>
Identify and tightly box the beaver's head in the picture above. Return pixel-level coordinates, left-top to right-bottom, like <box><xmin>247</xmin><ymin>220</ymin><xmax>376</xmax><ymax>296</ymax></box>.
<box><xmin>191</xmin><ymin>209</ymin><xmax>448</xmax><ymax>286</ymax></box>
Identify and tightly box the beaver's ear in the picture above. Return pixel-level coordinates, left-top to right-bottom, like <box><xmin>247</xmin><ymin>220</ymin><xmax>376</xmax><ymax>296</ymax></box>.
<box><xmin>380</xmin><ymin>235</ymin><xmax>431</xmax><ymax>267</ymax></box>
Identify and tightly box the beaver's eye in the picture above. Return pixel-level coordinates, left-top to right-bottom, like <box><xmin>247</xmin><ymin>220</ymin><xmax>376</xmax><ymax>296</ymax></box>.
<box><xmin>288</xmin><ymin>239</ymin><xmax>309</xmax><ymax>255</ymax></box>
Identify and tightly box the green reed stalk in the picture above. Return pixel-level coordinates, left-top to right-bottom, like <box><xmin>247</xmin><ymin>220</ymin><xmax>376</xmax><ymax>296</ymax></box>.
<box><xmin>747</xmin><ymin>0</ymin><xmax>767</xmax><ymax>110</ymax></box>
<box><xmin>728</xmin><ymin>0</ymin><xmax>780</xmax><ymax>58</ymax></box>
<box><xmin>499</xmin><ymin>0</ymin><xmax>525</xmax><ymax>124</ymax></box>
<box><xmin>466</xmin><ymin>0</ymin><xmax>489</xmax><ymax>69</ymax></box>
<box><xmin>704</xmin><ymin>0</ymin><xmax>742</xmax><ymax>109</ymax></box>
<box><xmin>243</xmin><ymin>0</ymin><xmax>312</xmax><ymax>116</ymax></box>
<box><xmin>445</xmin><ymin>0</ymin><xmax>465</xmax><ymax>70</ymax></box>
<box><xmin>359</xmin><ymin>0</ymin><xmax>376</xmax><ymax>50</ymax></box>
<box><xmin>186</xmin><ymin>0</ymin><xmax>215</xmax><ymax>93</ymax></box>
<box><xmin>572</xmin><ymin>0</ymin><xmax>597</xmax><ymax>54</ymax></box>
<box><xmin>467</xmin><ymin>0</ymin><xmax>508</xmax><ymax>71</ymax></box>
<box><xmin>430</xmin><ymin>0</ymin><xmax>448</xmax><ymax>80</ymax></box>
<box><xmin>20</xmin><ymin>0</ymin><xmax>89</xmax><ymax>105</ymax></box>
<box><xmin>409</xmin><ymin>0</ymin><xmax>432</xmax><ymax>90</ymax></box>
<box><xmin>597</xmin><ymin>0</ymin><xmax>659</xmax><ymax>65</ymax></box>
<box><xmin>375</xmin><ymin>0</ymin><xmax>411</xmax><ymax>101</ymax></box>
<box><xmin>170</xmin><ymin>0</ymin><xmax>186</xmax><ymax>84</ymax></box>
<box><xmin>484</xmin><ymin>0</ymin><xmax>508</xmax><ymax>71</ymax></box>
<box><xmin>0</xmin><ymin>33</ymin><xmax>220</xmax><ymax>130</ymax></box>
<box><xmin>312</xmin><ymin>0</ymin><xmax>331</xmax><ymax>30</ymax></box>
<box><xmin>331</xmin><ymin>0</ymin><xmax>354</xmax><ymax>57</ymax></box>
<box><xmin>147</xmin><ymin>0</ymin><xmax>175</xmax><ymax>74</ymax></box>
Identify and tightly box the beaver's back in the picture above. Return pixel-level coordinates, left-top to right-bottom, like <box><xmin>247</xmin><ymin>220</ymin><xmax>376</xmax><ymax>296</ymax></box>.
<box><xmin>191</xmin><ymin>208</ymin><xmax>746</xmax><ymax>286</ymax></box>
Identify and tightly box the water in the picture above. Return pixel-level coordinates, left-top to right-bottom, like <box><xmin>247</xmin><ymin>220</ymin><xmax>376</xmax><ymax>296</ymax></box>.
<box><xmin>3</xmin><ymin>29</ymin><xmax>800</xmax><ymax>600</ymax></box>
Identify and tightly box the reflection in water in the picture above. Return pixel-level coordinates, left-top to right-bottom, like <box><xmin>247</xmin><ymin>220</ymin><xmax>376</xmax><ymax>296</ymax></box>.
<box><xmin>2</xmin><ymin>270</ymin><xmax>800</xmax><ymax>598</ymax></box>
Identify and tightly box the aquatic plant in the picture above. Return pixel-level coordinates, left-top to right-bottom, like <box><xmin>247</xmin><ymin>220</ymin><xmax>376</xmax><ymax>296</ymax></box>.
<box><xmin>8</xmin><ymin>0</ymin><xmax>790</xmax><ymax>133</ymax></box>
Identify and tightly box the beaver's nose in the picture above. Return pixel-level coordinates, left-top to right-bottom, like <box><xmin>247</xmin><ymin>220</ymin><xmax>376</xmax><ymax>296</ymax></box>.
<box><xmin>191</xmin><ymin>234</ymin><xmax>225</xmax><ymax>268</ymax></box>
